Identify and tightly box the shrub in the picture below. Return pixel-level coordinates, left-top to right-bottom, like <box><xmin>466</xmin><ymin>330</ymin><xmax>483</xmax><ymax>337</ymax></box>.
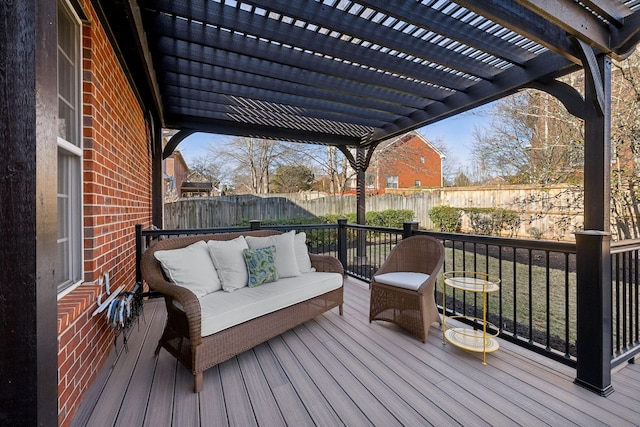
<box><xmin>375</xmin><ymin>209</ymin><xmax>414</xmax><ymax>228</ymax></box>
<box><xmin>429</xmin><ymin>205</ymin><xmax>462</xmax><ymax>232</ymax></box>
<box><xmin>528</xmin><ymin>227</ymin><xmax>544</xmax><ymax>239</ymax></box>
<box><xmin>464</xmin><ymin>208</ymin><xmax>520</xmax><ymax>236</ymax></box>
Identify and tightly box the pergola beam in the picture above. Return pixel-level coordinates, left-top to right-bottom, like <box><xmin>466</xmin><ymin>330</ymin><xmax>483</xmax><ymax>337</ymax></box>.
<box><xmin>458</xmin><ymin>0</ymin><xmax>582</xmax><ymax>64</ymax></box>
<box><xmin>370</xmin><ymin>51</ymin><xmax>578</xmax><ymax>142</ymax></box>
<box><xmin>163</xmin><ymin>117</ymin><xmax>362</xmax><ymax>148</ymax></box>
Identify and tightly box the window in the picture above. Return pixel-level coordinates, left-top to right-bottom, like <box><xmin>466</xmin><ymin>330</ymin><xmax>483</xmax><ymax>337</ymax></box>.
<box><xmin>420</xmin><ymin>156</ymin><xmax>425</xmax><ymax>164</ymax></box>
<box><xmin>414</xmin><ymin>180</ymin><xmax>421</xmax><ymax>186</ymax></box>
<box><xmin>386</xmin><ymin>175</ymin><xmax>398</xmax><ymax>189</ymax></box>
<box><xmin>57</xmin><ymin>1</ymin><xmax>83</xmax><ymax>294</ymax></box>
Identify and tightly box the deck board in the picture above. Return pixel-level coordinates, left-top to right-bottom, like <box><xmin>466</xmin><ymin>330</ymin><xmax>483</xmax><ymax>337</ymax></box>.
<box><xmin>72</xmin><ymin>277</ymin><xmax>640</xmax><ymax>427</ymax></box>
<box><xmin>141</xmin><ymin>350</ymin><xmax>175</xmax><ymax>427</ymax></box>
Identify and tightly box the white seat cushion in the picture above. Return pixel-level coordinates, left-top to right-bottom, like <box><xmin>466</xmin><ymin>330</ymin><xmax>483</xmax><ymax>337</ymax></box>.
<box><xmin>374</xmin><ymin>272</ymin><xmax>429</xmax><ymax>291</ymax></box>
<box><xmin>195</xmin><ymin>272</ymin><xmax>342</xmax><ymax>337</ymax></box>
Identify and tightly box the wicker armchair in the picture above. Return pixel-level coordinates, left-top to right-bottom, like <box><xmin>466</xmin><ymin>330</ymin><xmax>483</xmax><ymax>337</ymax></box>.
<box><xmin>369</xmin><ymin>235</ymin><xmax>445</xmax><ymax>343</ymax></box>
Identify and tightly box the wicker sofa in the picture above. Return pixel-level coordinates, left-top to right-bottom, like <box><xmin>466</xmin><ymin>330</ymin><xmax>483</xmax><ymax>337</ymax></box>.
<box><xmin>140</xmin><ymin>229</ymin><xmax>344</xmax><ymax>392</ymax></box>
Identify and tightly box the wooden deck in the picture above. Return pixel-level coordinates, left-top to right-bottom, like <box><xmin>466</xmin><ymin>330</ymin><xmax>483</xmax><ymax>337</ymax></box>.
<box><xmin>72</xmin><ymin>277</ymin><xmax>640</xmax><ymax>427</ymax></box>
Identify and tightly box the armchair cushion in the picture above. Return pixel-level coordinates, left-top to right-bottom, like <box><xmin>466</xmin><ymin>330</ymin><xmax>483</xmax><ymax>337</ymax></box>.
<box><xmin>374</xmin><ymin>272</ymin><xmax>430</xmax><ymax>291</ymax></box>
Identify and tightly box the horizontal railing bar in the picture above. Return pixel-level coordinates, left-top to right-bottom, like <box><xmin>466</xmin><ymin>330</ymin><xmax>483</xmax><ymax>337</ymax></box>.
<box><xmin>610</xmin><ymin>238</ymin><xmax>640</xmax><ymax>253</ymax></box>
<box><xmin>416</xmin><ymin>230</ymin><xmax>577</xmax><ymax>253</ymax></box>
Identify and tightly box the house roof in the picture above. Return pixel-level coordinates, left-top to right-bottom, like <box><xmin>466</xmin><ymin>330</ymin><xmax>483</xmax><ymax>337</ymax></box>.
<box><xmin>379</xmin><ymin>132</ymin><xmax>446</xmax><ymax>159</ymax></box>
<box><xmin>94</xmin><ymin>1</ymin><xmax>640</xmax><ymax>153</ymax></box>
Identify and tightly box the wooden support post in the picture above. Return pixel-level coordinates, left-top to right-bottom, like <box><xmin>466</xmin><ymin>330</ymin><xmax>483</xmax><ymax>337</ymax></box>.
<box><xmin>0</xmin><ymin>1</ymin><xmax>58</xmax><ymax>424</ymax></box>
<box><xmin>355</xmin><ymin>148</ymin><xmax>367</xmax><ymax>261</ymax></box>
<box><xmin>574</xmin><ymin>231</ymin><xmax>614</xmax><ymax>396</ymax></box>
<box><xmin>572</xmin><ymin>40</ymin><xmax>613</xmax><ymax>395</ymax></box>
<box><xmin>151</xmin><ymin>116</ymin><xmax>163</xmax><ymax>228</ymax></box>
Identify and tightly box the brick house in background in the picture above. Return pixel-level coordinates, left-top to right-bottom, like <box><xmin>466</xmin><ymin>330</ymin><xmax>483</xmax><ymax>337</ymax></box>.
<box><xmin>355</xmin><ymin>132</ymin><xmax>444</xmax><ymax>193</ymax></box>
<box><xmin>164</xmin><ymin>149</ymin><xmax>190</xmax><ymax>201</ymax></box>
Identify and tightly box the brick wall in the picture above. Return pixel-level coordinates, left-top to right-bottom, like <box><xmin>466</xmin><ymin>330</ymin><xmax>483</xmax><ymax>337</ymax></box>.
<box><xmin>374</xmin><ymin>133</ymin><xmax>443</xmax><ymax>190</ymax></box>
<box><xmin>57</xmin><ymin>1</ymin><xmax>152</xmax><ymax>425</ymax></box>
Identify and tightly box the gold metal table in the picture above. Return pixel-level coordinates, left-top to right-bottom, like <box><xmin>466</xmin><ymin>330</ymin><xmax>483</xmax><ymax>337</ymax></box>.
<box><xmin>441</xmin><ymin>271</ymin><xmax>500</xmax><ymax>364</ymax></box>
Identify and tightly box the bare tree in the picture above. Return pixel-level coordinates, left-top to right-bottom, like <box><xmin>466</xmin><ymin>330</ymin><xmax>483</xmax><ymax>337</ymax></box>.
<box><xmin>470</xmin><ymin>90</ymin><xmax>583</xmax><ymax>185</ymax></box>
<box><xmin>288</xmin><ymin>144</ymin><xmax>353</xmax><ymax>194</ymax></box>
<box><xmin>611</xmin><ymin>51</ymin><xmax>640</xmax><ymax>239</ymax></box>
<box><xmin>215</xmin><ymin>137</ymin><xmax>305</xmax><ymax>194</ymax></box>
<box><xmin>469</xmin><ymin>49</ymin><xmax>640</xmax><ymax>239</ymax></box>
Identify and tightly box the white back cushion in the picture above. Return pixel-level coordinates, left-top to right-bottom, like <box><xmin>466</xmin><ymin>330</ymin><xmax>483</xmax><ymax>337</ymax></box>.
<box><xmin>245</xmin><ymin>230</ymin><xmax>301</xmax><ymax>278</ymax></box>
<box><xmin>207</xmin><ymin>236</ymin><xmax>249</xmax><ymax>292</ymax></box>
<box><xmin>154</xmin><ymin>240</ymin><xmax>221</xmax><ymax>298</ymax></box>
<box><xmin>294</xmin><ymin>232</ymin><xmax>314</xmax><ymax>273</ymax></box>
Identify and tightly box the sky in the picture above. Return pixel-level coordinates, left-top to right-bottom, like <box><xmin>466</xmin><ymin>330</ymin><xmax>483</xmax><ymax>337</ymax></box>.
<box><xmin>177</xmin><ymin>106</ymin><xmax>492</xmax><ymax>169</ymax></box>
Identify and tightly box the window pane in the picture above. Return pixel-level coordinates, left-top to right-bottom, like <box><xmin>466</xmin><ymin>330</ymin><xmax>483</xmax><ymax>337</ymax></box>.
<box><xmin>57</xmin><ymin>1</ymin><xmax>82</xmax><ymax>293</ymax></box>
<box><xmin>57</xmin><ymin>3</ymin><xmax>78</xmax><ymax>146</ymax></box>
<box><xmin>56</xmin><ymin>239</ymin><xmax>70</xmax><ymax>286</ymax></box>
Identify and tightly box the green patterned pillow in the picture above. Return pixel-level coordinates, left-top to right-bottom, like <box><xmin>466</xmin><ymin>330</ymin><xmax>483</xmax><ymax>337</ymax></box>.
<box><xmin>243</xmin><ymin>246</ymin><xmax>279</xmax><ymax>287</ymax></box>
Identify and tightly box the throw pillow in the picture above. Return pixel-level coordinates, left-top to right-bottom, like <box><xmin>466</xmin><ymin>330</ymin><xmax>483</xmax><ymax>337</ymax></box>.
<box><xmin>207</xmin><ymin>236</ymin><xmax>249</xmax><ymax>292</ymax></box>
<box><xmin>294</xmin><ymin>231</ymin><xmax>314</xmax><ymax>273</ymax></box>
<box><xmin>243</xmin><ymin>246</ymin><xmax>279</xmax><ymax>287</ymax></box>
<box><xmin>245</xmin><ymin>230</ymin><xmax>301</xmax><ymax>278</ymax></box>
<box><xmin>154</xmin><ymin>240</ymin><xmax>222</xmax><ymax>298</ymax></box>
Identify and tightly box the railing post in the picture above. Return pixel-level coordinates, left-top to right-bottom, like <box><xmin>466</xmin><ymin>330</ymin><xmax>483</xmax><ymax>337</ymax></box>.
<box><xmin>403</xmin><ymin>221</ymin><xmax>419</xmax><ymax>238</ymax></box>
<box><xmin>574</xmin><ymin>230</ymin><xmax>614</xmax><ymax>396</ymax></box>
<box><xmin>135</xmin><ymin>224</ymin><xmax>143</xmax><ymax>284</ymax></box>
<box><xmin>249</xmin><ymin>220</ymin><xmax>261</xmax><ymax>231</ymax></box>
<box><xmin>338</xmin><ymin>218</ymin><xmax>348</xmax><ymax>269</ymax></box>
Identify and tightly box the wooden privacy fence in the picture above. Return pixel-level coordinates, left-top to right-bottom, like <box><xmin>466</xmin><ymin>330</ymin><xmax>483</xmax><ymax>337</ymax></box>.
<box><xmin>164</xmin><ymin>184</ymin><xmax>584</xmax><ymax>240</ymax></box>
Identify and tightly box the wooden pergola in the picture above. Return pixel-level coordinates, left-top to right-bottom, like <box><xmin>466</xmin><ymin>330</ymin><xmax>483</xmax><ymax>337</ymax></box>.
<box><xmin>94</xmin><ymin>0</ymin><xmax>640</xmax><ymax>396</ymax></box>
<box><xmin>2</xmin><ymin>1</ymin><xmax>639</xmax><ymax>424</ymax></box>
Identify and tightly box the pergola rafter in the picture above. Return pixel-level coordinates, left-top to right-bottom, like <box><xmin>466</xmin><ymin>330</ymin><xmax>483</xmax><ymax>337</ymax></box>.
<box><xmin>94</xmin><ymin>0</ymin><xmax>639</xmax><ymax>150</ymax></box>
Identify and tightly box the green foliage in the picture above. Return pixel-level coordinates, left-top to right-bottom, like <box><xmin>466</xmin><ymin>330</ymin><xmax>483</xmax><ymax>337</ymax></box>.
<box><xmin>322</xmin><ymin>213</ymin><xmax>357</xmax><ymax>224</ymax></box>
<box><xmin>465</xmin><ymin>207</ymin><xmax>520</xmax><ymax>236</ymax></box>
<box><xmin>322</xmin><ymin>209</ymin><xmax>413</xmax><ymax>229</ymax></box>
<box><xmin>429</xmin><ymin>205</ymin><xmax>462</xmax><ymax>232</ymax></box>
<box><xmin>270</xmin><ymin>165</ymin><xmax>314</xmax><ymax>193</ymax></box>
<box><xmin>378</xmin><ymin>209</ymin><xmax>414</xmax><ymax>228</ymax></box>
<box><xmin>233</xmin><ymin>209</ymin><xmax>413</xmax><ymax>248</ymax></box>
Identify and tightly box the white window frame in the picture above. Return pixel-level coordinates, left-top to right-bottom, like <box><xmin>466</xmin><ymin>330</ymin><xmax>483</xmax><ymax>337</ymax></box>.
<box><xmin>386</xmin><ymin>175</ymin><xmax>398</xmax><ymax>189</ymax></box>
<box><xmin>57</xmin><ymin>0</ymin><xmax>84</xmax><ymax>297</ymax></box>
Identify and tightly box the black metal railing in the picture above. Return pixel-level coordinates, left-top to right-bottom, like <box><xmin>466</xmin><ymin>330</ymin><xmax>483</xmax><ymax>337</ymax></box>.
<box><xmin>417</xmin><ymin>229</ymin><xmax>577</xmax><ymax>366</ymax></box>
<box><xmin>610</xmin><ymin>238</ymin><xmax>640</xmax><ymax>368</ymax></box>
<box><xmin>135</xmin><ymin>221</ymin><xmax>640</xmax><ymax>372</ymax></box>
